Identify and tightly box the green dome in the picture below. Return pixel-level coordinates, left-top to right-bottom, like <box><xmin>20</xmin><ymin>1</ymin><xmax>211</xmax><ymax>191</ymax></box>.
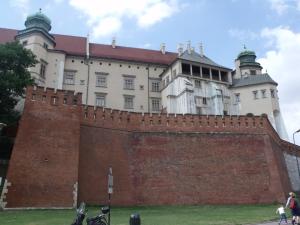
<box><xmin>237</xmin><ymin>48</ymin><xmax>262</xmax><ymax>69</ymax></box>
<box><xmin>237</xmin><ymin>50</ymin><xmax>256</xmax><ymax>59</ymax></box>
<box><xmin>25</xmin><ymin>9</ymin><xmax>51</xmax><ymax>32</ymax></box>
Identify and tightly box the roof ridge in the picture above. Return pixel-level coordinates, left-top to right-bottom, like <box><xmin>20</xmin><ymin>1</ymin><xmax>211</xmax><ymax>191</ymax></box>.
<box><xmin>89</xmin><ymin>42</ymin><xmax>177</xmax><ymax>55</ymax></box>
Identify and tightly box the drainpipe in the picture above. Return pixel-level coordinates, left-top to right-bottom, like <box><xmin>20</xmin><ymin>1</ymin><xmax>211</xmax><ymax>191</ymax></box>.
<box><xmin>85</xmin><ymin>33</ymin><xmax>90</xmax><ymax>105</ymax></box>
<box><xmin>86</xmin><ymin>62</ymin><xmax>90</xmax><ymax>105</ymax></box>
<box><xmin>147</xmin><ymin>64</ymin><xmax>150</xmax><ymax>113</ymax></box>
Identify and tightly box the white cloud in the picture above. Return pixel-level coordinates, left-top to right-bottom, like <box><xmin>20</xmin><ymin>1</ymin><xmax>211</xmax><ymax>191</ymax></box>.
<box><xmin>258</xmin><ymin>27</ymin><xmax>300</xmax><ymax>142</ymax></box>
<box><xmin>69</xmin><ymin>0</ymin><xmax>183</xmax><ymax>39</ymax></box>
<box><xmin>92</xmin><ymin>17</ymin><xmax>121</xmax><ymax>40</ymax></box>
<box><xmin>9</xmin><ymin>0</ymin><xmax>30</xmax><ymax>17</ymax></box>
<box><xmin>228</xmin><ymin>28</ymin><xmax>258</xmax><ymax>41</ymax></box>
<box><xmin>268</xmin><ymin>0</ymin><xmax>289</xmax><ymax>15</ymax></box>
<box><xmin>267</xmin><ymin>0</ymin><xmax>300</xmax><ymax>14</ymax></box>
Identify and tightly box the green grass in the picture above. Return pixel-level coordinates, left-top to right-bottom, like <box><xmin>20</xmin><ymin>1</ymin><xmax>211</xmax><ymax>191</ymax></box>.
<box><xmin>0</xmin><ymin>204</ymin><xmax>283</xmax><ymax>225</ymax></box>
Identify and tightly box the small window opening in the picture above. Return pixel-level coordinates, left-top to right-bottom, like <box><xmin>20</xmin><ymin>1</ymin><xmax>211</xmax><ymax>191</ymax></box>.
<box><xmin>192</xmin><ymin>65</ymin><xmax>200</xmax><ymax>76</ymax></box>
<box><xmin>202</xmin><ymin>67</ymin><xmax>210</xmax><ymax>79</ymax></box>
<box><xmin>182</xmin><ymin>63</ymin><xmax>191</xmax><ymax>75</ymax></box>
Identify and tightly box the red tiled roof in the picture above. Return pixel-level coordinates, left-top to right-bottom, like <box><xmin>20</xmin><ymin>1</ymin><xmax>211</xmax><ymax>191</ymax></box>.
<box><xmin>53</xmin><ymin>33</ymin><xmax>87</xmax><ymax>56</ymax></box>
<box><xmin>0</xmin><ymin>28</ymin><xmax>177</xmax><ymax>65</ymax></box>
<box><xmin>89</xmin><ymin>43</ymin><xmax>177</xmax><ymax>65</ymax></box>
<box><xmin>0</xmin><ymin>28</ymin><xmax>17</xmax><ymax>43</ymax></box>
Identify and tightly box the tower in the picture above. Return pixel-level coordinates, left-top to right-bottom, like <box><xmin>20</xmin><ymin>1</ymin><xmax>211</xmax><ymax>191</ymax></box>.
<box><xmin>233</xmin><ymin>47</ymin><xmax>263</xmax><ymax>79</ymax></box>
<box><xmin>15</xmin><ymin>9</ymin><xmax>55</xmax><ymax>86</ymax></box>
<box><xmin>231</xmin><ymin>48</ymin><xmax>288</xmax><ymax>140</ymax></box>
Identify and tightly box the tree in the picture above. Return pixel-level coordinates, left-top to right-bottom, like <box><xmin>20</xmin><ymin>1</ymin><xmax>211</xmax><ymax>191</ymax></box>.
<box><xmin>0</xmin><ymin>41</ymin><xmax>37</xmax><ymax>125</ymax></box>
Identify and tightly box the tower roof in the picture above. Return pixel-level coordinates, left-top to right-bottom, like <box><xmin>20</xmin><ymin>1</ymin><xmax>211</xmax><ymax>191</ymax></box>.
<box><xmin>231</xmin><ymin>73</ymin><xmax>277</xmax><ymax>88</ymax></box>
<box><xmin>237</xmin><ymin>50</ymin><xmax>256</xmax><ymax>59</ymax></box>
<box><xmin>236</xmin><ymin>47</ymin><xmax>262</xmax><ymax>69</ymax></box>
<box><xmin>25</xmin><ymin>9</ymin><xmax>51</xmax><ymax>32</ymax></box>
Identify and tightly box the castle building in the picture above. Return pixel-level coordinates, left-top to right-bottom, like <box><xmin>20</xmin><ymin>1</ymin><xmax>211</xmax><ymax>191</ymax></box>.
<box><xmin>0</xmin><ymin>10</ymin><xmax>288</xmax><ymax>140</ymax></box>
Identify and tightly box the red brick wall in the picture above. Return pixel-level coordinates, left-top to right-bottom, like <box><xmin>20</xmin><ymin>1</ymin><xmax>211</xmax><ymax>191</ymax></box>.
<box><xmin>4</xmin><ymin>86</ymin><xmax>297</xmax><ymax>207</ymax></box>
<box><xmin>5</xmin><ymin>86</ymin><xmax>82</xmax><ymax>208</ymax></box>
<box><xmin>78</xmin><ymin>127</ymin><xmax>288</xmax><ymax>205</ymax></box>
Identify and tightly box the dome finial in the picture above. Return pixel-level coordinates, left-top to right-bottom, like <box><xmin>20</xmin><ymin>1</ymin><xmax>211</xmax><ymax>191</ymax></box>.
<box><xmin>243</xmin><ymin>44</ymin><xmax>247</xmax><ymax>50</ymax></box>
<box><xmin>39</xmin><ymin>8</ymin><xmax>42</xmax><ymax>13</ymax></box>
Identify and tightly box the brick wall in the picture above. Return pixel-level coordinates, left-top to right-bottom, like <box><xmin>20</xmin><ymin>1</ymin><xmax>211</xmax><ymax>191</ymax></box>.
<box><xmin>4</xmin><ymin>86</ymin><xmax>82</xmax><ymax>208</ymax></box>
<box><xmin>3</xmin><ymin>86</ymin><xmax>299</xmax><ymax>207</ymax></box>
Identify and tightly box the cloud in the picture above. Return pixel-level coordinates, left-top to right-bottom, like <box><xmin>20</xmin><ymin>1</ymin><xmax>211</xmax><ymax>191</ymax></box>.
<box><xmin>268</xmin><ymin>0</ymin><xmax>289</xmax><ymax>15</ymax></box>
<box><xmin>258</xmin><ymin>27</ymin><xmax>300</xmax><ymax>141</ymax></box>
<box><xmin>68</xmin><ymin>0</ymin><xmax>183</xmax><ymax>39</ymax></box>
<box><xmin>9</xmin><ymin>0</ymin><xmax>30</xmax><ymax>17</ymax></box>
<box><xmin>267</xmin><ymin>0</ymin><xmax>300</xmax><ymax>14</ymax></box>
<box><xmin>228</xmin><ymin>28</ymin><xmax>259</xmax><ymax>41</ymax></box>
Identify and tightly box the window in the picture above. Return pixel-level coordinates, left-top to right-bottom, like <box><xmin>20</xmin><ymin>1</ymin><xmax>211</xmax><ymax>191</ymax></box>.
<box><xmin>151</xmin><ymin>81</ymin><xmax>160</xmax><ymax>92</ymax></box>
<box><xmin>192</xmin><ymin>65</ymin><xmax>201</xmax><ymax>76</ymax></box>
<box><xmin>202</xmin><ymin>67</ymin><xmax>210</xmax><ymax>79</ymax></box>
<box><xmin>140</xmin><ymin>85</ymin><xmax>144</xmax><ymax>90</ymax></box>
<box><xmin>221</xmin><ymin>71</ymin><xmax>228</xmax><ymax>82</ymax></box>
<box><xmin>203</xmin><ymin>97</ymin><xmax>207</xmax><ymax>105</ymax></box>
<box><xmin>151</xmin><ymin>98</ymin><xmax>160</xmax><ymax>111</ymax></box>
<box><xmin>95</xmin><ymin>93</ymin><xmax>106</xmax><ymax>107</ymax></box>
<box><xmin>39</xmin><ymin>63</ymin><xmax>46</xmax><ymax>79</ymax></box>
<box><xmin>211</xmin><ymin>69</ymin><xmax>219</xmax><ymax>80</ymax></box>
<box><xmin>124</xmin><ymin>95</ymin><xmax>134</xmax><ymax>109</ymax></box>
<box><xmin>253</xmin><ymin>90</ymin><xmax>258</xmax><ymax>99</ymax></box>
<box><xmin>250</xmin><ymin>70</ymin><xmax>256</xmax><ymax>75</ymax></box>
<box><xmin>80</xmin><ymin>80</ymin><xmax>85</xmax><ymax>85</ymax></box>
<box><xmin>63</xmin><ymin>70</ymin><xmax>75</xmax><ymax>85</ymax></box>
<box><xmin>261</xmin><ymin>89</ymin><xmax>266</xmax><ymax>98</ymax></box>
<box><xmin>182</xmin><ymin>63</ymin><xmax>191</xmax><ymax>75</ymax></box>
<box><xmin>43</xmin><ymin>42</ymin><xmax>48</xmax><ymax>49</ymax></box>
<box><xmin>195</xmin><ymin>96</ymin><xmax>202</xmax><ymax>106</ymax></box>
<box><xmin>196</xmin><ymin>107</ymin><xmax>202</xmax><ymax>114</ymax></box>
<box><xmin>235</xmin><ymin>93</ymin><xmax>240</xmax><ymax>103</ymax></box>
<box><xmin>172</xmin><ymin>69</ymin><xmax>177</xmax><ymax>76</ymax></box>
<box><xmin>96</xmin><ymin>74</ymin><xmax>107</xmax><ymax>87</ymax></box>
<box><xmin>22</xmin><ymin>40</ymin><xmax>28</xmax><ymax>46</ymax></box>
<box><xmin>270</xmin><ymin>89</ymin><xmax>275</xmax><ymax>98</ymax></box>
<box><xmin>166</xmin><ymin>76</ymin><xmax>170</xmax><ymax>84</ymax></box>
<box><xmin>195</xmin><ymin>80</ymin><xmax>201</xmax><ymax>88</ymax></box>
<box><xmin>123</xmin><ymin>77</ymin><xmax>135</xmax><ymax>90</ymax></box>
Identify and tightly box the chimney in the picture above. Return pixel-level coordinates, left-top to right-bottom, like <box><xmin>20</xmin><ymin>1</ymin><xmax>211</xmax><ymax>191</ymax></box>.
<box><xmin>177</xmin><ymin>43</ymin><xmax>183</xmax><ymax>56</ymax></box>
<box><xmin>160</xmin><ymin>43</ymin><xmax>166</xmax><ymax>54</ymax></box>
<box><xmin>199</xmin><ymin>42</ymin><xmax>204</xmax><ymax>57</ymax></box>
<box><xmin>86</xmin><ymin>33</ymin><xmax>90</xmax><ymax>59</ymax></box>
<box><xmin>112</xmin><ymin>37</ymin><xmax>116</xmax><ymax>48</ymax></box>
<box><xmin>187</xmin><ymin>40</ymin><xmax>191</xmax><ymax>54</ymax></box>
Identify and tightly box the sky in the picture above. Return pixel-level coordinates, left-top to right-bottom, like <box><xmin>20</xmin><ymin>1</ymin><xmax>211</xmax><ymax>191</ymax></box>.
<box><xmin>1</xmin><ymin>0</ymin><xmax>300</xmax><ymax>143</ymax></box>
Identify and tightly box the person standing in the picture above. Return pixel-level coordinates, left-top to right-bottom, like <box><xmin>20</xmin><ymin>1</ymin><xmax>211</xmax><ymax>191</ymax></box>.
<box><xmin>276</xmin><ymin>204</ymin><xmax>288</xmax><ymax>224</ymax></box>
<box><xmin>285</xmin><ymin>192</ymin><xmax>300</xmax><ymax>225</ymax></box>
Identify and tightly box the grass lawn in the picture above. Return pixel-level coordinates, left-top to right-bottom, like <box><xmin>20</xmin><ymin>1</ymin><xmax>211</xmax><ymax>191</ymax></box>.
<box><xmin>0</xmin><ymin>204</ymin><xmax>284</xmax><ymax>225</ymax></box>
